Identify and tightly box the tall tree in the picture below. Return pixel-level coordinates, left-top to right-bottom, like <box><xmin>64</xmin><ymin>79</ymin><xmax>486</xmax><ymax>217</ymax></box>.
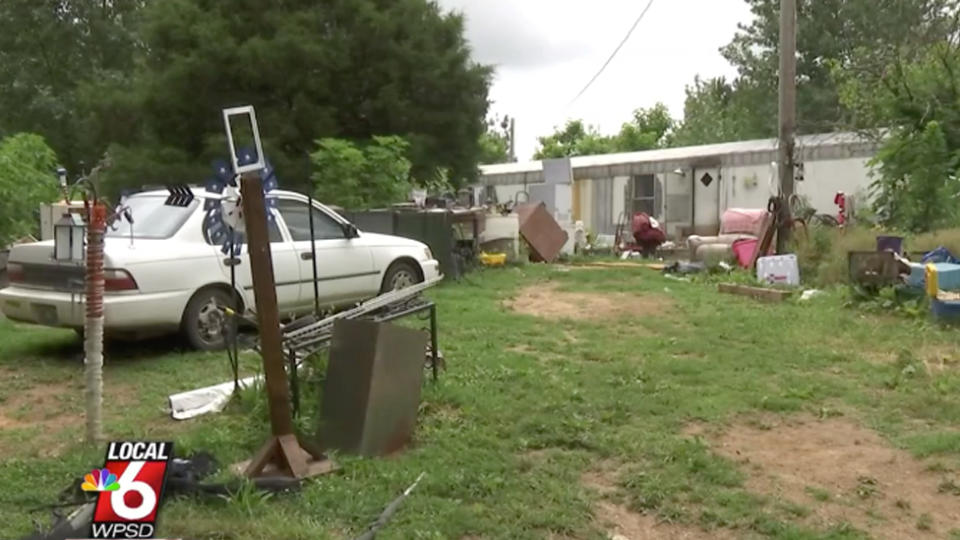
<box><xmin>676</xmin><ymin>0</ymin><xmax>958</xmax><ymax>146</ymax></box>
<box><xmin>672</xmin><ymin>76</ymin><xmax>770</xmax><ymax>146</ymax></box>
<box><xmin>0</xmin><ymin>0</ymin><xmax>142</xmax><ymax>172</ymax></box>
<box><xmin>837</xmin><ymin>26</ymin><xmax>960</xmax><ymax>231</ymax></box>
<box><xmin>99</xmin><ymin>0</ymin><xmax>492</xmax><ymax>194</ymax></box>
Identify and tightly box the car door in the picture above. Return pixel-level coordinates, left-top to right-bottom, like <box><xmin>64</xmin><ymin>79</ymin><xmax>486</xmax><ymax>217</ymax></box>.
<box><xmin>275</xmin><ymin>197</ymin><xmax>376</xmax><ymax>307</ymax></box>
<box><xmin>208</xmin><ymin>208</ymin><xmax>302</xmax><ymax>315</ymax></box>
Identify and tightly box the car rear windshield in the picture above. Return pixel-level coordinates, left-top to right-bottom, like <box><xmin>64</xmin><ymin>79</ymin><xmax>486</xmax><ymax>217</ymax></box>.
<box><xmin>106</xmin><ymin>196</ymin><xmax>197</xmax><ymax>239</ymax></box>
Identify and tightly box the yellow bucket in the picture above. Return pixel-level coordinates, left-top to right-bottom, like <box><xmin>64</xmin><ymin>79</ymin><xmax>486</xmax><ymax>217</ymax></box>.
<box><xmin>480</xmin><ymin>252</ymin><xmax>507</xmax><ymax>267</ymax></box>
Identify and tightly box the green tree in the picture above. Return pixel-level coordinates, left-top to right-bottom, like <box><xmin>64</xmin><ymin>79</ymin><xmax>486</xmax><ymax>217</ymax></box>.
<box><xmin>0</xmin><ymin>0</ymin><xmax>142</xmax><ymax>172</ymax></box>
<box><xmin>615</xmin><ymin>104</ymin><xmax>675</xmax><ymax>150</ymax></box>
<box><xmin>311</xmin><ymin>136</ymin><xmax>413</xmax><ymax>210</ymax></box>
<box><xmin>479</xmin><ymin>115</ymin><xmax>513</xmax><ymax>164</ymax></box>
<box><xmin>92</xmin><ymin>0</ymin><xmax>491</xmax><ymax>196</ymax></box>
<box><xmin>672</xmin><ymin>76</ymin><xmax>768</xmax><ymax>146</ymax></box>
<box><xmin>674</xmin><ymin>0</ymin><xmax>958</xmax><ymax>146</ymax></box>
<box><xmin>535</xmin><ymin>104</ymin><xmax>674</xmax><ymax>159</ymax></box>
<box><xmin>0</xmin><ymin>134</ymin><xmax>59</xmax><ymax>247</ymax></box>
<box><xmin>534</xmin><ymin>120</ymin><xmax>615</xmax><ymax>159</ymax></box>
<box><xmin>870</xmin><ymin>122</ymin><xmax>959</xmax><ymax>232</ymax></box>
<box><xmin>836</xmin><ymin>35</ymin><xmax>960</xmax><ymax>231</ymax></box>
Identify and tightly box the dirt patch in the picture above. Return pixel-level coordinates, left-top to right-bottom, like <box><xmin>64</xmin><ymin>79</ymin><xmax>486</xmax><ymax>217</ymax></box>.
<box><xmin>595</xmin><ymin>501</ymin><xmax>728</xmax><ymax>540</ymax></box>
<box><xmin>0</xmin><ymin>379</ymin><xmax>81</xmax><ymax>428</ymax></box>
<box><xmin>0</xmin><ymin>377</ymin><xmax>146</xmax><ymax>458</ymax></box>
<box><xmin>580</xmin><ymin>459</ymin><xmax>621</xmax><ymax>495</ymax></box>
<box><xmin>694</xmin><ymin>415</ymin><xmax>960</xmax><ymax>537</ymax></box>
<box><xmin>505</xmin><ymin>284</ymin><xmax>674</xmax><ymax>321</ymax></box>
<box><xmin>580</xmin><ymin>461</ymin><xmax>734</xmax><ymax>539</ymax></box>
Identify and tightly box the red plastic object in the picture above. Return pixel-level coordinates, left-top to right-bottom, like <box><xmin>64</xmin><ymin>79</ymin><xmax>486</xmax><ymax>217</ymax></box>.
<box><xmin>732</xmin><ymin>239</ymin><xmax>758</xmax><ymax>268</ymax></box>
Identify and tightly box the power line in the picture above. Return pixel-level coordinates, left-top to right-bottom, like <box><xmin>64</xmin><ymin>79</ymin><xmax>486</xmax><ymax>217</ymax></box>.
<box><xmin>569</xmin><ymin>0</ymin><xmax>657</xmax><ymax>105</ymax></box>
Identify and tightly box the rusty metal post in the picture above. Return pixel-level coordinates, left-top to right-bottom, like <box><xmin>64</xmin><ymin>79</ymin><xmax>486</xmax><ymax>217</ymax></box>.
<box><xmin>240</xmin><ymin>172</ymin><xmax>294</xmax><ymax>437</ymax></box>
<box><xmin>84</xmin><ymin>203</ymin><xmax>106</xmax><ymax>444</ymax></box>
<box><xmin>240</xmin><ymin>172</ymin><xmax>335</xmax><ymax>479</ymax></box>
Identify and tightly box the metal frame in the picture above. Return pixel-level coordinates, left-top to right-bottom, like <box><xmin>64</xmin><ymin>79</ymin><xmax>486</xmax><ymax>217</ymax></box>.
<box><xmin>222</xmin><ymin>106</ymin><xmax>266</xmax><ymax>174</ymax></box>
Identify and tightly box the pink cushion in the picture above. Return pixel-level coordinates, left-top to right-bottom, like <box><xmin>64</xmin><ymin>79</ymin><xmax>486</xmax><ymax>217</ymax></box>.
<box><xmin>720</xmin><ymin>209</ymin><xmax>770</xmax><ymax>236</ymax></box>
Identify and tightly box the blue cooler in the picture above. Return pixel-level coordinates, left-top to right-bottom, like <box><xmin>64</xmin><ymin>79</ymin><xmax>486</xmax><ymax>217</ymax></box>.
<box><xmin>931</xmin><ymin>263</ymin><xmax>960</xmax><ymax>291</ymax></box>
<box><xmin>932</xmin><ymin>298</ymin><xmax>960</xmax><ymax>323</ymax></box>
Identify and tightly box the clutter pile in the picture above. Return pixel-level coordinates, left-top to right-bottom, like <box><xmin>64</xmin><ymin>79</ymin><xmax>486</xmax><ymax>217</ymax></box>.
<box><xmin>688</xmin><ymin>209</ymin><xmax>771</xmax><ymax>264</ymax></box>
<box><xmin>852</xmin><ymin>236</ymin><xmax>960</xmax><ymax>322</ymax></box>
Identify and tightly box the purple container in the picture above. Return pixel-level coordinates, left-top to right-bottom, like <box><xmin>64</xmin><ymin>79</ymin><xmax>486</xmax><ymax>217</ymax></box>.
<box><xmin>877</xmin><ymin>235</ymin><xmax>904</xmax><ymax>254</ymax></box>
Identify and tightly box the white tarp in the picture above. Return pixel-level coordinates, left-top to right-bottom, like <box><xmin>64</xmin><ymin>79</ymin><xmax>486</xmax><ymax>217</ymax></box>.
<box><xmin>168</xmin><ymin>375</ymin><xmax>260</xmax><ymax>420</ymax></box>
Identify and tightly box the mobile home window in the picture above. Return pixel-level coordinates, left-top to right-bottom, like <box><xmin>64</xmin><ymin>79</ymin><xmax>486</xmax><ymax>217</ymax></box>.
<box><xmin>630</xmin><ymin>175</ymin><xmax>656</xmax><ymax>216</ymax></box>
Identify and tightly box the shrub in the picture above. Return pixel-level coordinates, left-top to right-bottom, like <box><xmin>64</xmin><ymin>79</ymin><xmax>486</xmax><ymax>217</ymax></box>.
<box><xmin>0</xmin><ymin>134</ymin><xmax>59</xmax><ymax>247</ymax></box>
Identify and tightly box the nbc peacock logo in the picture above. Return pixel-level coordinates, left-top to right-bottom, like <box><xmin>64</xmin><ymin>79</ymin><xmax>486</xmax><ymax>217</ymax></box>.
<box><xmin>82</xmin><ymin>468</ymin><xmax>121</xmax><ymax>492</ymax></box>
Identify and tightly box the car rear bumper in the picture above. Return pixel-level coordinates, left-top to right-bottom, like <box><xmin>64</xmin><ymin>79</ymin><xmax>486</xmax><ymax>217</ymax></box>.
<box><xmin>0</xmin><ymin>286</ymin><xmax>191</xmax><ymax>330</ymax></box>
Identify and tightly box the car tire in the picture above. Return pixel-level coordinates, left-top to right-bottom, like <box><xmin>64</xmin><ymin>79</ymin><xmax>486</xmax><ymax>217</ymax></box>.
<box><xmin>380</xmin><ymin>261</ymin><xmax>422</xmax><ymax>294</ymax></box>
<box><xmin>181</xmin><ymin>288</ymin><xmax>236</xmax><ymax>351</ymax></box>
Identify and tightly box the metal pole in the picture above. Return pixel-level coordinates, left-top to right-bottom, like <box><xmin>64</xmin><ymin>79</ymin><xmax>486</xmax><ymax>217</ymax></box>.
<box><xmin>308</xmin><ymin>196</ymin><xmax>319</xmax><ymax>314</ymax></box>
<box><xmin>240</xmin><ymin>172</ymin><xmax>294</xmax><ymax>437</ymax></box>
<box><xmin>777</xmin><ymin>0</ymin><xmax>797</xmax><ymax>253</ymax></box>
<box><xmin>84</xmin><ymin>203</ymin><xmax>106</xmax><ymax>444</ymax></box>
<box><xmin>429</xmin><ymin>304</ymin><xmax>438</xmax><ymax>382</ymax></box>
<box><xmin>509</xmin><ymin>117</ymin><xmax>516</xmax><ymax>162</ymax></box>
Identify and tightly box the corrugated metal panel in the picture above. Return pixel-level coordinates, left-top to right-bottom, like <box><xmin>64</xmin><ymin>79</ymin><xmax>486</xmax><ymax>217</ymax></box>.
<box><xmin>478</xmin><ymin>132</ymin><xmax>882</xmax><ymax>186</ymax></box>
<box><xmin>592</xmin><ymin>179</ymin><xmax>615</xmax><ymax>235</ymax></box>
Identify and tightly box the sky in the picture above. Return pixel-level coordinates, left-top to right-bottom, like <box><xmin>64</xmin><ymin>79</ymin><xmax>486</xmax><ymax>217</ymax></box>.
<box><xmin>436</xmin><ymin>0</ymin><xmax>755</xmax><ymax>161</ymax></box>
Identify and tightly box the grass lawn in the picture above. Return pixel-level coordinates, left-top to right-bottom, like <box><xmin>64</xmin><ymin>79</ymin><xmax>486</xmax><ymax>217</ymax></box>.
<box><xmin>3</xmin><ymin>264</ymin><xmax>960</xmax><ymax>539</ymax></box>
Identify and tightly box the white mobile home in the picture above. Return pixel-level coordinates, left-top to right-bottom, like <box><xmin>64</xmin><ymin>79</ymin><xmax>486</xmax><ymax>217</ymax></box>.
<box><xmin>478</xmin><ymin>132</ymin><xmax>879</xmax><ymax>239</ymax></box>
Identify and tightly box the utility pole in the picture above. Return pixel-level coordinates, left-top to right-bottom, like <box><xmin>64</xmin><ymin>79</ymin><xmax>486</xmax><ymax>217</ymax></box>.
<box><xmin>777</xmin><ymin>0</ymin><xmax>797</xmax><ymax>253</ymax></box>
<box><xmin>509</xmin><ymin>117</ymin><xmax>516</xmax><ymax>163</ymax></box>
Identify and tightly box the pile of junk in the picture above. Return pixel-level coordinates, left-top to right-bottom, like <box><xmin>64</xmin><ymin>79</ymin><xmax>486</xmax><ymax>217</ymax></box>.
<box><xmin>852</xmin><ymin>239</ymin><xmax>960</xmax><ymax>322</ymax></box>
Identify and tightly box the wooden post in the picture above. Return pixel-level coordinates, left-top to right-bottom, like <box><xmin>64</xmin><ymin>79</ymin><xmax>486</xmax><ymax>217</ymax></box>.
<box><xmin>777</xmin><ymin>0</ymin><xmax>797</xmax><ymax>253</ymax></box>
<box><xmin>239</xmin><ymin>172</ymin><xmax>335</xmax><ymax>479</ymax></box>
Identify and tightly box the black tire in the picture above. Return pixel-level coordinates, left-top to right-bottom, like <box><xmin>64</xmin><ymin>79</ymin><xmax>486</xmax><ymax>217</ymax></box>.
<box><xmin>380</xmin><ymin>261</ymin><xmax>422</xmax><ymax>294</ymax></box>
<box><xmin>181</xmin><ymin>288</ymin><xmax>236</xmax><ymax>351</ymax></box>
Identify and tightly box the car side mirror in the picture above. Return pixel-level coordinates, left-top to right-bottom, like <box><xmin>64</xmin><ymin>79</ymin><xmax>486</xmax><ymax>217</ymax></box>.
<box><xmin>343</xmin><ymin>223</ymin><xmax>359</xmax><ymax>239</ymax></box>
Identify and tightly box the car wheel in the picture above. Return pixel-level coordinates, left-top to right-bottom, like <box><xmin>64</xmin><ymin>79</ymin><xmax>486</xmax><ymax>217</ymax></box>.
<box><xmin>380</xmin><ymin>261</ymin><xmax>422</xmax><ymax>294</ymax></box>
<box><xmin>182</xmin><ymin>288</ymin><xmax>236</xmax><ymax>351</ymax></box>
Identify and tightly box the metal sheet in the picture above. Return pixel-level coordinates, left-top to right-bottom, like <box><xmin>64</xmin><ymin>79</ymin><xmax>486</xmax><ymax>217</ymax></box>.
<box><xmin>320</xmin><ymin>319</ymin><xmax>428</xmax><ymax>457</ymax></box>
<box><xmin>515</xmin><ymin>203</ymin><xmax>569</xmax><ymax>262</ymax></box>
<box><xmin>592</xmin><ymin>179</ymin><xmax>615</xmax><ymax>236</ymax></box>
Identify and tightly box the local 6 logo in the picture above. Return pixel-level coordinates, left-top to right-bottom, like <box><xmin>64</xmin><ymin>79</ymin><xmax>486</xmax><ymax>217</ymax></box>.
<box><xmin>82</xmin><ymin>441</ymin><xmax>173</xmax><ymax>539</ymax></box>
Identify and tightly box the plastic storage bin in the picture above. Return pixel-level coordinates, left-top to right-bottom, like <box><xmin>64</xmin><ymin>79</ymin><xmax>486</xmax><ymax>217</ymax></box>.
<box><xmin>927</xmin><ymin>263</ymin><xmax>960</xmax><ymax>292</ymax></box>
<box><xmin>932</xmin><ymin>298</ymin><xmax>960</xmax><ymax>323</ymax></box>
<box><xmin>757</xmin><ymin>254</ymin><xmax>800</xmax><ymax>286</ymax></box>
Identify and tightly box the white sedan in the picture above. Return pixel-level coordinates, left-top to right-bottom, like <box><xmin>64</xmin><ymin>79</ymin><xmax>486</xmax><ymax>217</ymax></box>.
<box><xmin>0</xmin><ymin>188</ymin><xmax>440</xmax><ymax>349</ymax></box>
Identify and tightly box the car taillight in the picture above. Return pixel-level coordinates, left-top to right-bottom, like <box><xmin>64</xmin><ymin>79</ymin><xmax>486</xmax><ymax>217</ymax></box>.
<box><xmin>104</xmin><ymin>269</ymin><xmax>138</xmax><ymax>291</ymax></box>
<box><xmin>6</xmin><ymin>263</ymin><xmax>24</xmax><ymax>283</ymax></box>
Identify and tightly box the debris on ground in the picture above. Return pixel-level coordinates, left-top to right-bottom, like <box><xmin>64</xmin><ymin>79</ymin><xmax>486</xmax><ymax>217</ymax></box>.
<box><xmin>663</xmin><ymin>261</ymin><xmax>705</xmax><ymax>276</ymax></box>
<box><xmin>800</xmin><ymin>289</ymin><xmax>823</xmax><ymax>301</ymax></box>
<box><xmin>354</xmin><ymin>472</ymin><xmax>425</xmax><ymax>540</ymax></box>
